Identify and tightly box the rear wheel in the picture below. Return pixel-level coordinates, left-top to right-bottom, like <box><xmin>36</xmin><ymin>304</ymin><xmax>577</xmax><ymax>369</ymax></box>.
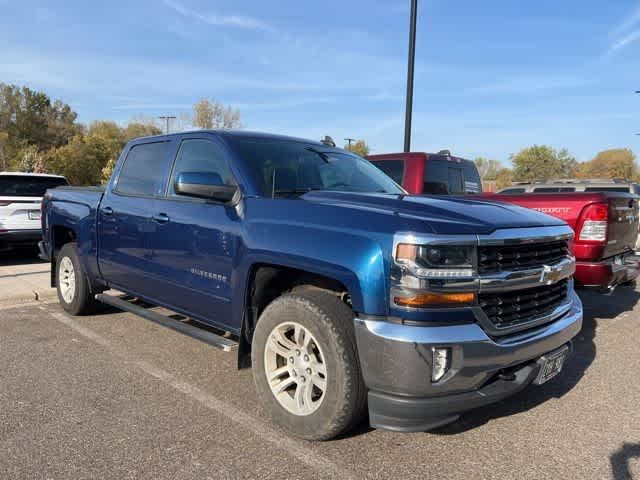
<box><xmin>56</xmin><ymin>243</ymin><xmax>99</xmax><ymax>315</ymax></box>
<box><xmin>251</xmin><ymin>290</ymin><xmax>366</xmax><ymax>440</ymax></box>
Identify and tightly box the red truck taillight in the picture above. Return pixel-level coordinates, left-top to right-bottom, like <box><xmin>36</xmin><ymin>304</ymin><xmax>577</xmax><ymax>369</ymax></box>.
<box><xmin>577</xmin><ymin>203</ymin><xmax>608</xmax><ymax>242</ymax></box>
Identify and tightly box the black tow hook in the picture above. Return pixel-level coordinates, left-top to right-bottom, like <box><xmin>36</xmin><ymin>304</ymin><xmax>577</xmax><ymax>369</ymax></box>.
<box><xmin>498</xmin><ymin>371</ymin><xmax>516</xmax><ymax>381</ymax></box>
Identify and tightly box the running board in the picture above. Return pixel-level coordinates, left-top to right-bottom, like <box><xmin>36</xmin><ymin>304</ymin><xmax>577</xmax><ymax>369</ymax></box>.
<box><xmin>95</xmin><ymin>293</ymin><xmax>238</xmax><ymax>352</ymax></box>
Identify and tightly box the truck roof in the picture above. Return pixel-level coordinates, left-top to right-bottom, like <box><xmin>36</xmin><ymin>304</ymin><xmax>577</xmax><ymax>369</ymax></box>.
<box><xmin>132</xmin><ymin>129</ymin><xmax>329</xmax><ymax>147</ymax></box>
<box><xmin>366</xmin><ymin>152</ymin><xmax>475</xmax><ymax>164</ymax></box>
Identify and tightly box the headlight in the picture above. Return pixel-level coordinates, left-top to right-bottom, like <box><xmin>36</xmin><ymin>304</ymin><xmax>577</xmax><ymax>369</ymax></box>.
<box><xmin>392</xmin><ymin>242</ymin><xmax>476</xmax><ymax>309</ymax></box>
<box><xmin>395</xmin><ymin>243</ymin><xmax>474</xmax><ymax>278</ymax></box>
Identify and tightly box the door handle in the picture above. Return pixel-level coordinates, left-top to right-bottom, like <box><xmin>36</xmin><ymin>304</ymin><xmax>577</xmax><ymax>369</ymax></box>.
<box><xmin>152</xmin><ymin>213</ymin><xmax>170</xmax><ymax>224</ymax></box>
<box><xmin>102</xmin><ymin>206</ymin><xmax>114</xmax><ymax>215</ymax></box>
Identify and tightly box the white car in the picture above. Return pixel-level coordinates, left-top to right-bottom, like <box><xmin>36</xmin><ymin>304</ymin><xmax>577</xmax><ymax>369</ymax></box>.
<box><xmin>0</xmin><ymin>172</ymin><xmax>68</xmax><ymax>252</ymax></box>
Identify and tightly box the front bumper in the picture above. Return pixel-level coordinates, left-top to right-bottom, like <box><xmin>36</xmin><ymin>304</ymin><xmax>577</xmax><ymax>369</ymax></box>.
<box><xmin>574</xmin><ymin>254</ymin><xmax>640</xmax><ymax>290</ymax></box>
<box><xmin>354</xmin><ymin>290</ymin><xmax>583</xmax><ymax>432</ymax></box>
<box><xmin>0</xmin><ymin>229</ymin><xmax>42</xmax><ymax>251</ymax></box>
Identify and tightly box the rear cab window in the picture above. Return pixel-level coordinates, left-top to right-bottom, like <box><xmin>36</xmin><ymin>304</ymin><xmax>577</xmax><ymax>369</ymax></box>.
<box><xmin>372</xmin><ymin>160</ymin><xmax>404</xmax><ymax>185</ymax></box>
<box><xmin>0</xmin><ymin>176</ymin><xmax>68</xmax><ymax>196</ymax></box>
<box><xmin>115</xmin><ymin>142</ymin><xmax>171</xmax><ymax>196</ymax></box>
<box><xmin>423</xmin><ymin>156</ymin><xmax>482</xmax><ymax>194</ymax></box>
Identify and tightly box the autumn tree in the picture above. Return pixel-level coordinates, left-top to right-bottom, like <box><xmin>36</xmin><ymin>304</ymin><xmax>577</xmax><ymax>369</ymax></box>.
<box><xmin>494</xmin><ymin>168</ymin><xmax>514</xmax><ymax>190</ymax></box>
<box><xmin>577</xmin><ymin>148</ymin><xmax>639</xmax><ymax>181</ymax></box>
<box><xmin>192</xmin><ymin>98</ymin><xmax>242</xmax><ymax>129</ymax></box>
<box><xmin>511</xmin><ymin>145</ymin><xmax>577</xmax><ymax>182</ymax></box>
<box><xmin>474</xmin><ymin>157</ymin><xmax>502</xmax><ymax>180</ymax></box>
<box><xmin>344</xmin><ymin>139</ymin><xmax>370</xmax><ymax>157</ymax></box>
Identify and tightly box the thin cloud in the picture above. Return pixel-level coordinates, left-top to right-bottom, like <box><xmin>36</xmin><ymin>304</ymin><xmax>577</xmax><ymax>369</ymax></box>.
<box><xmin>163</xmin><ymin>0</ymin><xmax>274</xmax><ymax>32</ymax></box>
<box><xmin>612</xmin><ymin>4</ymin><xmax>640</xmax><ymax>35</ymax></box>
<box><xmin>608</xmin><ymin>3</ymin><xmax>640</xmax><ymax>55</ymax></box>
<box><xmin>608</xmin><ymin>28</ymin><xmax>640</xmax><ymax>55</ymax></box>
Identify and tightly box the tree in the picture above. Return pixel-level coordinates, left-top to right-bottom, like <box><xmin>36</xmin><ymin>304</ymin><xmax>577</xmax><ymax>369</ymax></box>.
<box><xmin>344</xmin><ymin>139</ymin><xmax>370</xmax><ymax>157</ymax></box>
<box><xmin>48</xmin><ymin>134</ymin><xmax>113</xmax><ymax>185</ymax></box>
<box><xmin>474</xmin><ymin>157</ymin><xmax>502</xmax><ymax>180</ymax></box>
<box><xmin>511</xmin><ymin>145</ymin><xmax>577</xmax><ymax>182</ymax></box>
<box><xmin>494</xmin><ymin>168</ymin><xmax>514</xmax><ymax>190</ymax></box>
<box><xmin>16</xmin><ymin>144</ymin><xmax>45</xmax><ymax>173</ymax></box>
<box><xmin>192</xmin><ymin>98</ymin><xmax>242</xmax><ymax>129</ymax></box>
<box><xmin>577</xmin><ymin>148</ymin><xmax>639</xmax><ymax>181</ymax></box>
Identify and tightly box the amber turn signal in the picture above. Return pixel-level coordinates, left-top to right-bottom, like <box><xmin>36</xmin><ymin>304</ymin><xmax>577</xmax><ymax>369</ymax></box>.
<box><xmin>394</xmin><ymin>292</ymin><xmax>476</xmax><ymax>308</ymax></box>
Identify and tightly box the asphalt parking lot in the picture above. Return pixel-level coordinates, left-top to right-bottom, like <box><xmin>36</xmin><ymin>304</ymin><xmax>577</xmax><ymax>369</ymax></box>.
<box><xmin>1</xmin><ymin>250</ymin><xmax>640</xmax><ymax>479</ymax></box>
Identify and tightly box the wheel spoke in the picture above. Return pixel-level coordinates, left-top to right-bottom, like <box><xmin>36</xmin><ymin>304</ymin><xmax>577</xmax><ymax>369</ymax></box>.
<box><xmin>311</xmin><ymin>374</ymin><xmax>326</xmax><ymax>392</ymax></box>
<box><xmin>303</xmin><ymin>379</ymin><xmax>314</xmax><ymax>407</ymax></box>
<box><xmin>267</xmin><ymin>366</ymin><xmax>289</xmax><ymax>382</ymax></box>
<box><xmin>313</xmin><ymin>362</ymin><xmax>327</xmax><ymax>377</ymax></box>
<box><xmin>267</xmin><ymin>336</ymin><xmax>291</xmax><ymax>358</ymax></box>
<box><xmin>293</xmin><ymin>324</ymin><xmax>304</xmax><ymax>347</ymax></box>
<box><xmin>294</xmin><ymin>382</ymin><xmax>306</xmax><ymax>412</ymax></box>
<box><xmin>273</xmin><ymin>376</ymin><xmax>296</xmax><ymax>394</ymax></box>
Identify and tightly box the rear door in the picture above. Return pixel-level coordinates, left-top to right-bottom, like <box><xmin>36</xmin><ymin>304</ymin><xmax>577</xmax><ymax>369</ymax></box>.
<box><xmin>423</xmin><ymin>159</ymin><xmax>464</xmax><ymax>194</ymax></box>
<box><xmin>98</xmin><ymin>140</ymin><xmax>173</xmax><ymax>296</ymax></box>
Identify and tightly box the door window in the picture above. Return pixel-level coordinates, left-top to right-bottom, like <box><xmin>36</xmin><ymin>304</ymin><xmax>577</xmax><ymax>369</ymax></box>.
<box><xmin>115</xmin><ymin>142</ymin><xmax>170</xmax><ymax>196</ymax></box>
<box><xmin>169</xmin><ymin>139</ymin><xmax>234</xmax><ymax>196</ymax></box>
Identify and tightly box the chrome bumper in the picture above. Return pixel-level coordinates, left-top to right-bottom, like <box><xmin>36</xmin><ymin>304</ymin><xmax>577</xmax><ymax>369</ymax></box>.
<box><xmin>354</xmin><ymin>290</ymin><xmax>583</xmax><ymax>398</ymax></box>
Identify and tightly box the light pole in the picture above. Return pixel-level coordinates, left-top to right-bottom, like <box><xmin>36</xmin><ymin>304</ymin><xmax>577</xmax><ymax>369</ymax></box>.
<box><xmin>158</xmin><ymin>115</ymin><xmax>176</xmax><ymax>134</ymax></box>
<box><xmin>404</xmin><ymin>0</ymin><xmax>418</xmax><ymax>153</ymax></box>
<box><xmin>344</xmin><ymin>137</ymin><xmax>355</xmax><ymax>148</ymax></box>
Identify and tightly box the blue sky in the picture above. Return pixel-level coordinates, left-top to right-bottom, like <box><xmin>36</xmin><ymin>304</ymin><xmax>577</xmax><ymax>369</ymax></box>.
<box><xmin>1</xmin><ymin>0</ymin><xmax>639</xmax><ymax>165</ymax></box>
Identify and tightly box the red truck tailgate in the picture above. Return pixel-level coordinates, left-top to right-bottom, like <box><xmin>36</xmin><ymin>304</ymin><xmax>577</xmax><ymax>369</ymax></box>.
<box><xmin>485</xmin><ymin>192</ymin><xmax>639</xmax><ymax>260</ymax></box>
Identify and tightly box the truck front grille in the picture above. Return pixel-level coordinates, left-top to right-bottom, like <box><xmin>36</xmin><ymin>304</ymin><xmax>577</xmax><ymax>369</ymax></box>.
<box><xmin>479</xmin><ymin>279</ymin><xmax>569</xmax><ymax>330</ymax></box>
<box><xmin>478</xmin><ymin>240</ymin><xmax>569</xmax><ymax>274</ymax></box>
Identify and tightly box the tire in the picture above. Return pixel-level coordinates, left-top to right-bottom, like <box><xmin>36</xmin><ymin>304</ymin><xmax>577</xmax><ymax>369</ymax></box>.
<box><xmin>56</xmin><ymin>243</ymin><xmax>98</xmax><ymax>315</ymax></box>
<box><xmin>251</xmin><ymin>290</ymin><xmax>367</xmax><ymax>440</ymax></box>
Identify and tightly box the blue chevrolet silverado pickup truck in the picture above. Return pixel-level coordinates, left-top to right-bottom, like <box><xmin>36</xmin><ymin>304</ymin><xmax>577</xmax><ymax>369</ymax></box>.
<box><xmin>41</xmin><ymin>130</ymin><xmax>583</xmax><ymax>440</ymax></box>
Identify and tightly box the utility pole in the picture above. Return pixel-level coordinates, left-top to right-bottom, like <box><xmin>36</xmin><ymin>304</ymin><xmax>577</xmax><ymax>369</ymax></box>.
<box><xmin>344</xmin><ymin>137</ymin><xmax>355</xmax><ymax>148</ymax></box>
<box><xmin>158</xmin><ymin>115</ymin><xmax>176</xmax><ymax>134</ymax></box>
<box><xmin>404</xmin><ymin>0</ymin><xmax>418</xmax><ymax>153</ymax></box>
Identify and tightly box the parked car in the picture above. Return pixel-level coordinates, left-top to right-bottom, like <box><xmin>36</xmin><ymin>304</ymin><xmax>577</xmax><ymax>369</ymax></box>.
<box><xmin>41</xmin><ymin>131</ymin><xmax>582</xmax><ymax>440</ymax></box>
<box><xmin>366</xmin><ymin>151</ymin><xmax>483</xmax><ymax>194</ymax></box>
<box><xmin>484</xmin><ymin>192</ymin><xmax>639</xmax><ymax>291</ymax></box>
<box><xmin>497</xmin><ymin>178</ymin><xmax>640</xmax><ymax>195</ymax></box>
<box><xmin>498</xmin><ymin>179</ymin><xmax>640</xmax><ymax>251</ymax></box>
<box><xmin>0</xmin><ymin>172</ymin><xmax>68</xmax><ymax>252</ymax></box>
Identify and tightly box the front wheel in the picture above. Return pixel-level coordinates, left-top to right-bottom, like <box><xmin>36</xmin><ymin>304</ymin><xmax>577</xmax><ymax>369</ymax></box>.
<box><xmin>56</xmin><ymin>243</ymin><xmax>99</xmax><ymax>315</ymax></box>
<box><xmin>251</xmin><ymin>290</ymin><xmax>366</xmax><ymax>440</ymax></box>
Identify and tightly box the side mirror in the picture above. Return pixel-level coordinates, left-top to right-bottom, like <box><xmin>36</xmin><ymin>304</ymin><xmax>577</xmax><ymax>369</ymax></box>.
<box><xmin>174</xmin><ymin>172</ymin><xmax>238</xmax><ymax>203</ymax></box>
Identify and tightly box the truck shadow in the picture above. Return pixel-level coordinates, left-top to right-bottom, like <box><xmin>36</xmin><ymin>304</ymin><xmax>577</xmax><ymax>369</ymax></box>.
<box><xmin>611</xmin><ymin>443</ymin><xmax>640</xmax><ymax>479</ymax></box>
<box><xmin>432</xmin><ymin>287</ymin><xmax>640</xmax><ymax>435</ymax></box>
<box><xmin>0</xmin><ymin>247</ymin><xmax>45</xmax><ymax>266</ymax></box>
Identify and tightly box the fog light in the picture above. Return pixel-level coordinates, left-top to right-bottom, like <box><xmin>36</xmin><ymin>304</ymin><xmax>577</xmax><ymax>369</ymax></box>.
<box><xmin>432</xmin><ymin>347</ymin><xmax>451</xmax><ymax>382</ymax></box>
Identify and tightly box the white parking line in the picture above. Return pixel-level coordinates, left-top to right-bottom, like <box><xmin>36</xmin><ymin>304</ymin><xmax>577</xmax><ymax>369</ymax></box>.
<box><xmin>42</xmin><ymin>306</ymin><xmax>357</xmax><ymax>480</ymax></box>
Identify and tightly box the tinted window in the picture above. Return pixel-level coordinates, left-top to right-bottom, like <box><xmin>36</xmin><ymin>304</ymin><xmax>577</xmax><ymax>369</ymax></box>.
<box><xmin>116</xmin><ymin>142</ymin><xmax>169</xmax><ymax>196</ymax></box>
<box><xmin>169</xmin><ymin>139</ymin><xmax>233</xmax><ymax>195</ymax></box>
<box><xmin>462</xmin><ymin>163</ymin><xmax>482</xmax><ymax>193</ymax></box>
<box><xmin>533</xmin><ymin>187</ymin><xmax>576</xmax><ymax>192</ymax></box>
<box><xmin>228</xmin><ymin>138</ymin><xmax>403</xmax><ymax>197</ymax></box>
<box><xmin>0</xmin><ymin>176</ymin><xmax>68</xmax><ymax>196</ymax></box>
<box><xmin>584</xmin><ymin>186</ymin><xmax>630</xmax><ymax>192</ymax></box>
<box><xmin>373</xmin><ymin>160</ymin><xmax>404</xmax><ymax>185</ymax></box>
<box><xmin>424</xmin><ymin>161</ymin><xmax>464</xmax><ymax>194</ymax></box>
<box><xmin>499</xmin><ymin>188</ymin><xmax>526</xmax><ymax>194</ymax></box>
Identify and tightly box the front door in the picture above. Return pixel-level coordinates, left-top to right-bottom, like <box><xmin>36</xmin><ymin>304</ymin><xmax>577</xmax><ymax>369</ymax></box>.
<box><xmin>148</xmin><ymin>136</ymin><xmax>240</xmax><ymax>329</ymax></box>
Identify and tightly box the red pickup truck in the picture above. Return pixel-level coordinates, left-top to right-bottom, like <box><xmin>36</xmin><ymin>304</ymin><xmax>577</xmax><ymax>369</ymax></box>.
<box><xmin>367</xmin><ymin>152</ymin><xmax>640</xmax><ymax>291</ymax></box>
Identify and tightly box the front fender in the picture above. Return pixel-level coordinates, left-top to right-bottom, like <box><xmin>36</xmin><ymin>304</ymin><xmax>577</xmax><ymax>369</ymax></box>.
<box><xmin>233</xmin><ymin>222</ymin><xmax>389</xmax><ymax>327</ymax></box>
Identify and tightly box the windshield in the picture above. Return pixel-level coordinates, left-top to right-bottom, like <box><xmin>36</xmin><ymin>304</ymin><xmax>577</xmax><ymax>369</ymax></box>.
<box><xmin>0</xmin><ymin>176</ymin><xmax>68</xmax><ymax>196</ymax></box>
<box><xmin>229</xmin><ymin>137</ymin><xmax>404</xmax><ymax>198</ymax></box>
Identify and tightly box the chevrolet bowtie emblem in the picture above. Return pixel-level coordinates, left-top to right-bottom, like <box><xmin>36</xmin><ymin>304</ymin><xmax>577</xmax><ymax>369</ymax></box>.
<box><xmin>540</xmin><ymin>264</ymin><xmax>561</xmax><ymax>285</ymax></box>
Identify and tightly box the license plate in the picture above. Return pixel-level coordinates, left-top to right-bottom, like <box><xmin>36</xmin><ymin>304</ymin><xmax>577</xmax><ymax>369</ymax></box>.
<box><xmin>534</xmin><ymin>346</ymin><xmax>569</xmax><ymax>385</ymax></box>
<box><xmin>28</xmin><ymin>210</ymin><xmax>41</xmax><ymax>220</ymax></box>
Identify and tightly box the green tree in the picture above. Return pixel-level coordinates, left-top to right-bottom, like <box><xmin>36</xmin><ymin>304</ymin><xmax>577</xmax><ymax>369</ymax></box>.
<box><xmin>344</xmin><ymin>139</ymin><xmax>370</xmax><ymax>157</ymax></box>
<box><xmin>48</xmin><ymin>134</ymin><xmax>113</xmax><ymax>185</ymax></box>
<box><xmin>192</xmin><ymin>98</ymin><xmax>242</xmax><ymax>129</ymax></box>
<box><xmin>474</xmin><ymin>157</ymin><xmax>502</xmax><ymax>180</ymax></box>
<box><xmin>578</xmin><ymin>148</ymin><xmax>638</xmax><ymax>180</ymax></box>
<box><xmin>511</xmin><ymin>145</ymin><xmax>577</xmax><ymax>182</ymax></box>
